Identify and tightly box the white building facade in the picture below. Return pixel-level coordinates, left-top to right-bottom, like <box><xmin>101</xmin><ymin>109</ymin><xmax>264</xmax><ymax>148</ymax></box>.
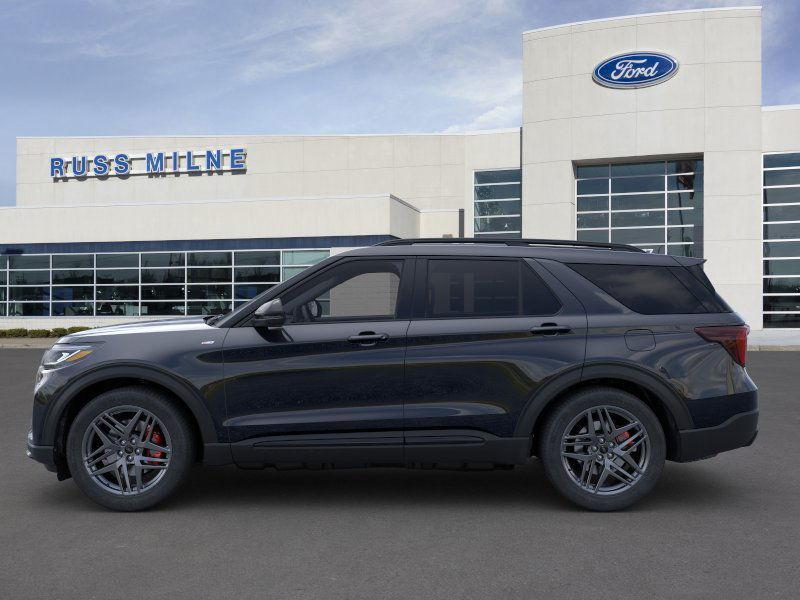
<box><xmin>3</xmin><ymin>6</ymin><xmax>800</xmax><ymax>330</ymax></box>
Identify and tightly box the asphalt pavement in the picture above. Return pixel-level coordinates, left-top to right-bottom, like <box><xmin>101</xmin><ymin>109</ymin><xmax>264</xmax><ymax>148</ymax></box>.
<box><xmin>1</xmin><ymin>348</ymin><xmax>798</xmax><ymax>599</ymax></box>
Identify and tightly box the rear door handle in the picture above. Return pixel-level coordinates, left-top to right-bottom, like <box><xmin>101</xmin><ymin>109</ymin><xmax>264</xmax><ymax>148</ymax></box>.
<box><xmin>530</xmin><ymin>323</ymin><xmax>572</xmax><ymax>336</ymax></box>
<box><xmin>347</xmin><ymin>332</ymin><xmax>389</xmax><ymax>345</ymax></box>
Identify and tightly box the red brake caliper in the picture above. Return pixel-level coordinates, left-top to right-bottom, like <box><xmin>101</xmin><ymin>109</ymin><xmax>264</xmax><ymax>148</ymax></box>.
<box><xmin>143</xmin><ymin>426</ymin><xmax>165</xmax><ymax>464</ymax></box>
<box><xmin>616</xmin><ymin>430</ymin><xmax>631</xmax><ymax>448</ymax></box>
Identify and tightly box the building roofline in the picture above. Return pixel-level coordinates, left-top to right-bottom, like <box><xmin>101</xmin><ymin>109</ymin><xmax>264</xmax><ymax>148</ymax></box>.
<box><xmin>763</xmin><ymin>104</ymin><xmax>800</xmax><ymax>112</ymax></box>
<box><xmin>522</xmin><ymin>5</ymin><xmax>761</xmax><ymax>36</ymax></box>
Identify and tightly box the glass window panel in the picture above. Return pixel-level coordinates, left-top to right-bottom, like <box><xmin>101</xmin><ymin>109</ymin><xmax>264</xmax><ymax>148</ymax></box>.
<box><xmin>52</xmin><ymin>286</ymin><xmax>93</xmax><ymax>301</ymax></box>
<box><xmin>576</xmin><ymin>165</ymin><xmax>609</xmax><ymax>179</ymax></box>
<box><xmin>763</xmin><ymin>296</ymin><xmax>800</xmax><ymax>312</ymax></box>
<box><xmin>283</xmin><ymin>266</ymin><xmax>307</xmax><ymax>280</ymax></box>
<box><xmin>763</xmin><ymin>314</ymin><xmax>800</xmax><ymax>327</ymax></box>
<box><xmin>0</xmin><ymin>304</ymin><xmax>5</xmax><ymax>316</ymax></box>
<box><xmin>283</xmin><ymin>250</ymin><xmax>329</xmax><ymax>266</ymax></box>
<box><xmin>188</xmin><ymin>251</ymin><xmax>231</xmax><ymax>266</ymax></box>
<box><xmin>0</xmin><ymin>255</ymin><xmax>6</xmax><ymax>269</ymax></box>
<box><xmin>667</xmin><ymin>191</ymin><xmax>702</xmax><ymax>209</ymax></box>
<box><xmin>611</xmin><ymin>162</ymin><xmax>664</xmax><ymax>177</ymax></box>
<box><xmin>96</xmin><ymin>302</ymin><xmax>139</xmax><ymax>316</ymax></box>
<box><xmin>474</xmin><ymin>200</ymin><xmax>521</xmax><ymax>217</ymax></box>
<box><xmin>141</xmin><ymin>253</ymin><xmax>184</xmax><ymax>268</ymax></box>
<box><xmin>9</xmin><ymin>286</ymin><xmax>49</xmax><ymax>301</ymax></box>
<box><xmin>763</xmin><ymin>187</ymin><xmax>800</xmax><ymax>204</ymax></box>
<box><xmin>141</xmin><ymin>268</ymin><xmax>185</xmax><ymax>284</ymax></box>
<box><xmin>234</xmin><ymin>266</ymin><xmax>280</xmax><ymax>283</ymax></box>
<box><xmin>0</xmin><ymin>288</ymin><xmax>4</xmax><ymax>301</ymax></box>
<box><xmin>52</xmin><ymin>302</ymin><xmax>94</xmax><ymax>316</ymax></box>
<box><xmin>667</xmin><ymin>160</ymin><xmax>702</xmax><ymax>174</ymax></box>
<box><xmin>7</xmin><ymin>302</ymin><xmax>48</xmax><ymax>316</ymax></box>
<box><xmin>668</xmin><ymin>209</ymin><xmax>698</xmax><ymax>226</ymax></box>
<box><xmin>667</xmin><ymin>174</ymin><xmax>700</xmax><ymax>191</ymax></box>
<box><xmin>763</xmin><ymin>278</ymin><xmax>800</xmax><ymax>294</ymax></box>
<box><xmin>52</xmin><ymin>254</ymin><xmax>93</xmax><ymax>269</ymax></box>
<box><xmin>96</xmin><ymin>269</ymin><xmax>138</xmax><ymax>284</ymax></box>
<box><xmin>611</xmin><ymin>228</ymin><xmax>664</xmax><ymax>244</ymax></box>
<box><xmin>577</xmin><ymin>229</ymin><xmax>609</xmax><ymax>242</ymax></box>
<box><xmin>187</xmin><ymin>302</ymin><xmax>232</xmax><ymax>315</ymax></box>
<box><xmin>611</xmin><ymin>194</ymin><xmax>664</xmax><ymax>211</ymax></box>
<box><xmin>234</xmin><ymin>283</ymin><xmax>275</xmax><ymax>300</ymax></box>
<box><xmin>764</xmin><ymin>241</ymin><xmax>800</xmax><ymax>258</ymax></box>
<box><xmin>474</xmin><ymin>170</ymin><xmax>520</xmax><ymax>184</ymax></box>
<box><xmin>52</xmin><ymin>270</ymin><xmax>93</xmax><ymax>284</ymax></box>
<box><xmin>667</xmin><ymin>226</ymin><xmax>694</xmax><ymax>244</ymax></box>
<box><xmin>611</xmin><ymin>176</ymin><xmax>663</xmax><ymax>194</ymax></box>
<box><xmin>764</xmin><ymin>260</ymin><xmax>800</xmax><ymax>276</ymax></box>
<box><xmin>0</xmin><ymin>272</ymin><xmax>5</xmax><ymax>285</ymax></box>
<box><xmin>474</xmin><ymin>184</ymin><xmax>521</xmax><ymax>200</ymax></box>
<box><xmin>764</xmin><ymin>223</ymin><xmax>800</xmax><ymax>240</ymax></box>
<box><xmin>9</xmin><ymin>271</ymin><xmax>49</xmax><ymax>285</ymax></box>
<box><xmin>764</xmin><ymin>153</ymin><xmax>800</xmax><ymax>169</ymax></box>
<box><xmin>9</xmin><ymin>255</ymin><xmax>49</xmax><ymax>269</ymax></box>
<box><xmin>234</xmin><ymin>251</ymin><xmax>280</xmax><ymax>266</ymax></box>
<box><xmin>96</xmin><ymin>286</ymin><xmax>138</xmax><ymax>301</ymax></box>
<box><xmin>141</xmin><ymin>302</ymin><xmax>185</xmax><ymax>316</ymax></box>
<box><xmin>187</xmin><ymin>284</ymin><xmax>232</xmax><ymax>300</ymax></box>
<box><xmin>667</xmin><ymin>244</ymin><xmax>696</xmax><ymax>257</ymax></box>
<box><xmin>187</xmin><ymin>267</ymin><xmax>231</xmax><ymax>283</ymax></box>
<box><xmin>764</xmin><ymin>205</ymin><xmax>800</xmax><ymax>222</ymax></box>
<box><xmin>612</xmin><ymin>211</ymin><xmax>664</xmax><ymax>228</ymax></box>
<box><xmin>141</xmin><ymin>285</ymin><xmax>185</xmax><ymax>300</ymax></box>
<box><xmin>577</xmin><ymin>213</ymin><xmax>608</xmax><ymax>229</ymax></box>
<box><xmin>577</xmin><ymin>179</ymin><xmax>608</xmax><ymax>195</ymax></box>
<box><xmin>474</xmin><ymin>216</ymin><xmax>521</xmax><ymax>233</ymax></box>
<box><xmin>577</xmin><ymin>197</ymin><xmax>608</xmax><ymax>212</ymax></box>
<box><xmin>764</xmin><ymin>170</ymin><xmax>800</xmax><ymax>186</ymax></box>
<box><xmin>96</xmin><ymin>254</ymin><xmax>137</xmax><ymax>268</ymax></box>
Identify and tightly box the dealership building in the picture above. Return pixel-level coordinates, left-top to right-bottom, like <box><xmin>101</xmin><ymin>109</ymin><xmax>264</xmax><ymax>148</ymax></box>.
<box><xmin>3</xmin><ymin>6</ymin><xmax>800</xmax><ymax>332</ymax></box>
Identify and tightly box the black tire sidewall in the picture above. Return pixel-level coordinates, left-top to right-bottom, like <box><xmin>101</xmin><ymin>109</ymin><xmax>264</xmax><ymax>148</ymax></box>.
<box><xmin>540</xmin><ymin>387</ymin><xmax>666</xmax><ymax>511</ymax></box>
<box><xmin>66</xmin><ymin>387</ymin><xmax>195</xmax><ymax>511</ymax></box>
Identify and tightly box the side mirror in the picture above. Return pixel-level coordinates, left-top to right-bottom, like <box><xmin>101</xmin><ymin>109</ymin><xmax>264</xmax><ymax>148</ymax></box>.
<box><xmin>252</xmin><ymin>298</ymin><xmax>285</xmax><ymax>329</ymax></box>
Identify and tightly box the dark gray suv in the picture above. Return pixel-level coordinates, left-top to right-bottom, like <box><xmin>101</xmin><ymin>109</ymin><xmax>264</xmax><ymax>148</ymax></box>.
<box><xmin>27</xmin><ymin>238</ymin><xmax>758</xmax><ymax>511</ymax></box>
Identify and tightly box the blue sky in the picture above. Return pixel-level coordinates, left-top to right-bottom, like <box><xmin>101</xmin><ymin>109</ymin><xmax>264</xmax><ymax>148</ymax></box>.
<box><xmin>1</xmin><ymin>0</ymin><xmax>798</xmax><ymax>206</ymax></box>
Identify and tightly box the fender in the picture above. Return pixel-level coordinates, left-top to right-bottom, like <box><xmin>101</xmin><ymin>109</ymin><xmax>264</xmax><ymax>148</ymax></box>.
<box><xmin>42</xmin><ymin>361</ymin><xmax>221</xmax><ymax>447</ymax></box>
<box><xmin>513</xmin><ymin>361</ymin><xmax>693</xmax><ymax>437</ymax></box>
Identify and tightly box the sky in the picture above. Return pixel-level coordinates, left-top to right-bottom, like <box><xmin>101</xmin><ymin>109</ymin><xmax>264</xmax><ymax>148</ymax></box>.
<box><xmin>1</xmin><ymin>0</ymin><xmax>798</xmax><ymax>206</ymax></box>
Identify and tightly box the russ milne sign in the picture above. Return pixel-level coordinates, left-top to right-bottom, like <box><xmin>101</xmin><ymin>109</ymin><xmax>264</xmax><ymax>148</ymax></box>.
<box><xmin>50</xmin><ymin>148</ymin><xmax>246</xmax><ymax>179</ymax></box>
<box><xmin>592</xmin><ymin>52</ymin><xmax>678</xmax><ymax>89</ymax></box>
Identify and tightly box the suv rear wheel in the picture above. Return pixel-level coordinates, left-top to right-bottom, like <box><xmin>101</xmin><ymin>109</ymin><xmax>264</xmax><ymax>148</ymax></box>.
<box><xmin>66</xmin><ymin>386</ymin><xmax>195</xmax><ymax>511</ymax></box>
<box><xmin>539</xmin><ymin>387</ymin><xmax>665</xmax><ymax>511</ymax></box>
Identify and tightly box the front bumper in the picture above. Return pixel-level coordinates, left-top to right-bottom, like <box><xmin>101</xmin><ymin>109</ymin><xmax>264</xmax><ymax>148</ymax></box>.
<box><xmin>675</xmin><ymin>410</ymin><xmax>758</xmax><ymax>462</ymax></box>
<box><xmin>27</xmin><ymin>429</ymin><xmax>57</xmax><ymax>472</ymax></box>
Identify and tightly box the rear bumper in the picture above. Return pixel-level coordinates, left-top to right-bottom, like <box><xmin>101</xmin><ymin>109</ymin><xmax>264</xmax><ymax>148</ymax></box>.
<box><xmin>674</xmin><ymin>409</ymin><xmax>758</xmax><ymax>462</ymax></box>
<box><xmin>27</xmin><ymin>429</ymin><xmax>57</xmax><ymax>472</ymax></box>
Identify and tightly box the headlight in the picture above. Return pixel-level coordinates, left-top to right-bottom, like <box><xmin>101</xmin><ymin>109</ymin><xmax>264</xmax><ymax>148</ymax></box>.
<box><xmin>41</xmin><ymin>346</ymin><xmax>94</xmax><ymax>370</ymax></box>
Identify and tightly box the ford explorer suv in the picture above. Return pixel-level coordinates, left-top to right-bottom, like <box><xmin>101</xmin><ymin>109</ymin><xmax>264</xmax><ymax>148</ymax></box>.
<box><xmin>27</xmin><ymin>238</ymin><xmax>758</xmax><ymax>511</ymax></box>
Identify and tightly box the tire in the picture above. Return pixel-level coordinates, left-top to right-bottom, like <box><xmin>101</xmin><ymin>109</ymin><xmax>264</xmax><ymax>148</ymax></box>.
<box><xmin>539</xmin><ymin>387</ymin><xmax>666</xmax><ymax>511</ymax></box>
<box><xmin>66</xmin><ymin>386</ymin><xmax>196</xmax><ymax>511</ymax></box>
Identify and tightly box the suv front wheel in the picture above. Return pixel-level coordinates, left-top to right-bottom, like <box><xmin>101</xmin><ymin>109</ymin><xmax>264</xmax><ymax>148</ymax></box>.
<box><xmin>539</xmin><ymin>387</ymin><xmax>666</xmax><ymax>511</ymax></box>
<box><xmin>66</xmin><ymin>386</ymin><xmax>196</xmax><ymax>511</ymax></box>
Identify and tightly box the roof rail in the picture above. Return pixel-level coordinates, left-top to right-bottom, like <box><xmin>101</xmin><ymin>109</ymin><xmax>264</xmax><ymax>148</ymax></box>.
<box><xmin>376</xmin><ymin>238</ymin><xmax>644</xmax><ymax>253</ymax></box>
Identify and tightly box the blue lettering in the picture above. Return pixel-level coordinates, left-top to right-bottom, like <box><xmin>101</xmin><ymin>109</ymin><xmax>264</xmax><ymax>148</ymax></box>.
<box><xmin>172</xmin><ymin>151</ymin><xmax>180</xmax><ymax>172</ymax></box>
<box><xmin>186</xmin><ymin>151</ymin><xmax>200</xmax><ymax>172</ymax></box>
<box><xmin>72</xmin><ymin>156</ymin><xmax>88</xmax><ymax>177</ymax></box>
<box><xmin>205</xmin><ymin>149</ymin><xmax>222</xmax><ymax>170</ymax></box>
<box><xmin>230</xmin><ymin>148</ymin><xmax>246</xmax><ymax>170</ymax></box>
<box><xmin>50</xmin><ymin>158</ymin><xmax>65</xmax><ymax>177</ymax></box>
<box><xmin>146</xmin><ymin>152</ymin><xmax>165</xmax><ymax>173</ymax></box>
<box><xmin>113</xmin><ymin>153</ymin><xmax>130</xmax><ymax>175</ymax></box>
<box><xmin>93</xmin><ymin>154</ymin><xmax>109</xmax><ymax>176</ymax></box>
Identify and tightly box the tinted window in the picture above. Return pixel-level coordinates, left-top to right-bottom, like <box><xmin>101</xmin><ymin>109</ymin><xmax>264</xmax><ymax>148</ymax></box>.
<box><xmin>425</xmin><ymin>259</ymin><xmax>560</xmax><ymax>318</ymax></box>
<box><xmin>568</xmin><ymin>263</ymin><xmax>711</xmax><ymax>314</ymax></box>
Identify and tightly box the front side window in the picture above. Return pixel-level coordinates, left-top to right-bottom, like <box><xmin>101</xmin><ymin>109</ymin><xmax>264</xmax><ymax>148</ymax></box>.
<box><xmin>425</xmin><ymin>259</ymin><xmax>561</xmax><ymax>318</ymax></box>
<box><xmin>281</xmin><ymin>259</ymin><xmax>404</xmax><ymax>324</ymax></box>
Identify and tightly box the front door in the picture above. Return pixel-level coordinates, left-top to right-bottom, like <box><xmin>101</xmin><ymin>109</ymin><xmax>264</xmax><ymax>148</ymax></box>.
<box><xmin>223</xmin><ymin>256</ymin><xmax>413</xmax><ymax>466</ymax></box>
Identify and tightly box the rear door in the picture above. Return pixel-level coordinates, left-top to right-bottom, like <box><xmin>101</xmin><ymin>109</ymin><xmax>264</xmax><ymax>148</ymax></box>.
<box><xmin>403</xmin><ymin>256</ymin><xmax>587</xmax><ymax>457</ymax></box>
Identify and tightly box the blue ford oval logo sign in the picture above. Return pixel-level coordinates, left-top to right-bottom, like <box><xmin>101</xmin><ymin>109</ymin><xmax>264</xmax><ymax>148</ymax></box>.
<box><xmin>593</xmin><ymin>52</ymin><xmax>679</xmax><ymax>89</ymax></box>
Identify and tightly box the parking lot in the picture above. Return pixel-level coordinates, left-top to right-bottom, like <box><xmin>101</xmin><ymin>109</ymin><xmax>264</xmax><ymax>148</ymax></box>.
<box><xmin>1</xmin><ymin>348</ymin><xmax>798</xmax><ymax>599</ymax></box>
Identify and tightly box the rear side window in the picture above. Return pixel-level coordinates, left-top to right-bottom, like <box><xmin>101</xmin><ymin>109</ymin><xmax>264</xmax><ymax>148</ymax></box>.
<box><xmin>425</xmin><ymin>259</ymin><xmax>561</xmax><ymax>318</ymax></box>
<box><xmin>567</xmin><ymin>263</ymin><xmax>727</xmax><ymax>314</ymax></box>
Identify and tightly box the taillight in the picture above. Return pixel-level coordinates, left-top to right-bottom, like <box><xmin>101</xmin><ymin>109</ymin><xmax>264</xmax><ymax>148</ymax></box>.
<box><xmin>694</xmin><ymin>325</ymin><xmax>749</xmax><ymax>367</ymax></box>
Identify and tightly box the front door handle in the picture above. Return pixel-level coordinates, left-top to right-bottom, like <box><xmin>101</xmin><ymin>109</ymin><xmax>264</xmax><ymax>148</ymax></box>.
<box><xmin>347</xmin><ymin>332</ymin><xmax>389</xmax><ymax>345</ymax></box>
<box><xmin>530</xmin><ymin>323</ymin><xmax>572</xmax><ymax>336</ymax></box>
